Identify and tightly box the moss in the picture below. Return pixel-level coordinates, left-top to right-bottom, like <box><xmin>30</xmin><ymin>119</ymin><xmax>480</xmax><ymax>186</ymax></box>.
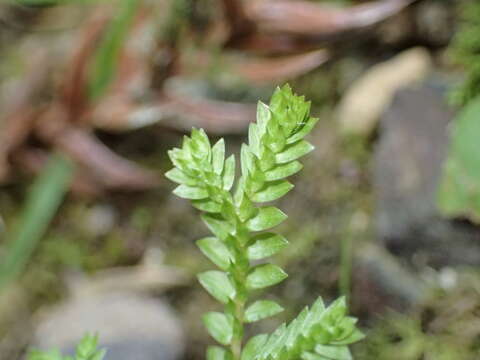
<box><xmin>449</xmin><ymin>1</ymin><xmax>480</xmax><ymax>106</ymax></box>
<box><xmin>357</xmin><ymin>271</ymin><xmax>480</xmax><ymax>359</ymax></box>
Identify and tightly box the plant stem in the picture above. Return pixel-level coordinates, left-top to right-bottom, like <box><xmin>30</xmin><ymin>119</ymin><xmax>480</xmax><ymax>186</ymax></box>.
<box><xmin>228</xmin><ymin>227</ymin><xmax>249</xmax><ymax>360</ymax></box>
<box><xmin>339</xmin><ymin>231</ymin><xmax>352</xmax><ymax>303</ymax></box>
<box><xmin>230</xmin><ymin>297</ymin><xmax>245</xmax><ymax>360</ymax></box>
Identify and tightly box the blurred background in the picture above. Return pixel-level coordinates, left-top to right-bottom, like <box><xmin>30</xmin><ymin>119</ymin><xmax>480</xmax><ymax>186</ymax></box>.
<box><xmin>1</xmin><ymin>0</ymin><xmax>480</xmax><ymax>359</ymax></box>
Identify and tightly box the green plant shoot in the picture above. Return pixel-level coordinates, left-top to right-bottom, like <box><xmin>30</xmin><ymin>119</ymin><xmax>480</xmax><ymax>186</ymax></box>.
<box><xmin>27</xmin><ymin>333</ymin><xmax>106</xmax><ymax>360</ymax></box>
<box><xmin>166</xmin><ymin>84</ymin><xmax>364</xmax><ymax>360</ymax></box>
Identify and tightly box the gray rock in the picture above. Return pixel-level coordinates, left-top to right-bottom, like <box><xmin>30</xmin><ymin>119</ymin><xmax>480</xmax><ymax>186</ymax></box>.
<box><xmin>337</xmin><ymin>48</ymin><xmax>432</xmax><ymax>136</ymax></box>
<box><xmin>374</xmin><ymin>84</ymin><xmax>480</xmax><ymax>267</ymax></box>
<box><xmin>32</xmin><ymin>291</ymin><xmax>184</xmax><ymax>360</ymax></box>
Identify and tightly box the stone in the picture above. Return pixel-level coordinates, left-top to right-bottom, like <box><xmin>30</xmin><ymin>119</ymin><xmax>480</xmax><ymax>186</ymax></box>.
<box><xmin>32</xmin><ymin>291</ymin><xmax>184</xmax><ymax>360</ymax></box>
<box><xmin>337</xmin><ymin>47</ymin><xmax>432</xmax><ymax>136</ymax></box>
<box><xmin>374</xmin><ymin>84</ymin><xmax>480</xmax><ymax>267</ymax></box>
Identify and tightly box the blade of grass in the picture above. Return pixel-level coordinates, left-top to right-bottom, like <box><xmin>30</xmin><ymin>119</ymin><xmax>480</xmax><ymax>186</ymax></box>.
<box><xmin>88</xmin><ymin>0</ymin><xmax>139</xmax><ymax>100</ymax></box>
<box><xmin>0</xmin><ymin>154</ymin><xmax>73</xmax><ymax>291</ymax></box>
<box><xmin>339</xmin><ymin>231</ymin><xmax>353</xmax><ymax>303</ymax></box>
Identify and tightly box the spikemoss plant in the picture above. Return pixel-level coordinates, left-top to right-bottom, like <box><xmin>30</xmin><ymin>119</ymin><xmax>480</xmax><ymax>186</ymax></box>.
<box><xmin>26</xmin><ymin>85</ymin><xmax>363</xmax><ymax>360</ymax></box>
<box><xmin>166</xmin><ymin>84</ymin><xmax>364</xmax><ymax>360</ymax></box>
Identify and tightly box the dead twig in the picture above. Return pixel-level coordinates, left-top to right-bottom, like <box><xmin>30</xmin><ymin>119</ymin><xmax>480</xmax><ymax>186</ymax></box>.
<box><xmin>245</xmin><ymin>0</ymin><xmax>416</xmax><ymax>37</ymax></box>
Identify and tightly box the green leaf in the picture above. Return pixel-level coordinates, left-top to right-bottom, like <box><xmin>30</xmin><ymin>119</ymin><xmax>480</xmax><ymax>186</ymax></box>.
<box><xmin>275</xmin><ymin>140</ymin><xmax>314</xmax><ymax>164</ymax></box>
<box><xmin>334</xmin><ymin>317</ymin><xmax>357</xmax><ymax>341</ymax></box>
<box><xmin>28</xmin><ymin>349</ymin><xmax>63</xmax><ymax>360</ymax></box>
<box><xmin>247</xmin><ymin>166</ymin><xmax>266</xmax><ymax>194</ymax></box>
<box><xmin>287</xmin><ymin>116</ymin><xmax>319</xmax><ymax>144</ymax></box>
<box><xmin>251</xmin><ymin>180</ymin><xmax>294</xmax><ymax>202</ymax></box>
<box><xmin>284</xmin><ymin>308</ymin><xmax>308</xmax><ymax>350</ymax></box>
<box><xmin>197</xmin><ymin>237</ymin><xmax>233</xmax><ymax>270</ymax></box>
<box><xmin>207</xmin><ymin>346</ymin><xmax>229</xmax><ymax>360</ymax></box>
<box><xmin>437</xmin><ymin>95</ymin><xmax>480</xmax><ymax>223</ymax></box>
<box><xmin>247</xmin><ymin>233</ymin><xmax>288</xmax><ymax>260</ymax></box>
<box><xmin>241</xmin><ymin>334</ymin><xmax>269</xmax><ymax>360</ymax></box>
<box><xmin>245</xmin><ymin>300</ymin><xmax>284</xmax><ymax>323</ymax></box>
<box><xmin>89</xmin><ymin>0</ymin><xmax>138</xmax><ymax>99</ymax></box>
<box><xmin>173</xmin><ymin>185</ymin><xmax>208</xmax><ymax>200</ymax></box>
<box><xmin>332</xmin><ymin>329</ymin><xmax>365</xmax><ymax>346</ymax></box>
<box><xmin>261</xmin><ymin>323</ymin><xmax>288</xmax><ymax>359</ymax></box>
<box><xmin>314</xmin><ymin>345</ymin><xmax>352</xmax><ymax>360</ymax></box>
<box><xmin>191</xmin><ymin>128</ymin><xmax>211</xmax><ymax>155</ymax></box>
<box><xmin>198</xmin><ymin>271</ymin><xmax>236</xmax><ymax>304</ymax></box>
<box><xmin>203</xmin><ymin>312</ymin><xmax>234</xmax><ymax>345</ymax></box>
<box><xmin>302</xmin><ymin>352</ymin><xmax>329</xmax><ymax>360</ymax></box>
<box><xmin>201</xmin><ymin>213</ymin><xmax>233</xmax><ymax>241</ymax></box>
<box><xmin>256</xmin><ymin>101</ymin><xmax>271</xmax><ymax>136</ymax></box>
<box><xmin>266</xmin><ymin>121</ymin><xmax>286</xmax><ymax>153</ymax></box>
<box><xmin>249</xmin><ymin>123</ymin><xmax>261</xmax><ymax>157</ymax></box>
<box><xmin>165</xmin><ymin>168</ymin><xmax>196</xmax><ymax>186</ymax></box>
<box><xmin>246</xmin><ymin>264</ymin><xmax>287</xmax><ymax>290</ymax></box>
<box><xmin>75</xmin><ymin>333</ymin><xmax>106</xmax><ymax>360</ymax></box>
<box><xmin>264</xmin><ymin>161</ymin><xmax>303</xmax><ymax>181</ymax></box>
<box><xmin>246</xmin><ymin>207</ymin><xmax>287</xmax><ymax>231</ymax></box>
<box><xmin>325</xmin><ymin>297</ymin><xmax>347</xmax><ymax>323</ymax></box>
<box><xmin>241</xmin><ymin>144</ymin><xmax>254</xmax><ymax>176</ymax></box>
<box><xmin>235</xmin><ymin>190</ymin><xmax>257</xmax><ymax>222</ymax></box>
<box><xmin>258</xmin><ymin>145</ymin><xmax>276</xmax><ymax>172</ymax></box>
<box><xmin>212</xmin><ymin>139</ymin><xmax>226</xmax><ymax>175</ymax></box>
<box><xmin>192</xmin><ymin>199</ymin><xmax>222</xmax><ymax>213</ymax></box>
<box><xmin>222</xmin><ymin>155</ymin><xmax>235</xmax><ymax>191</ymax></box>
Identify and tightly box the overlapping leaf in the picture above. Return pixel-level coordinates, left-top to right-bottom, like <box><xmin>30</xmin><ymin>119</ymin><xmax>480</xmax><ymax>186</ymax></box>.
<box><xmin>251</xmin><ymin>297</ymin><xmax>364</xmax><ymax>360</ymax></box>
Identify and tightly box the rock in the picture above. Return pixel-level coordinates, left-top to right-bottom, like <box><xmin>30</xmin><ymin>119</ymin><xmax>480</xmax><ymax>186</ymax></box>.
<box><xmin>337</xmin><ymin>47</ymin><xmax>432</xmax><ymax>136</ymax></box>
<box><xmin>83</xmin><ymin>204</ymin><xmax>117</xmax><ymax>237</ymax></box>
<box><xmin>374</xmin><ymin>84</ymin><xmax>480</xmax><ymax>267</ymax></box>
<box><xmin>32</xmin><ymin>291</ymin><xmax>184</xmax><ymax>360</ymax></box>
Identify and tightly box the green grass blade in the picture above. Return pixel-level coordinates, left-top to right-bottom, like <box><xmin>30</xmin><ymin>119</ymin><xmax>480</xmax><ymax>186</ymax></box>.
<box><xmin>0</xmin><ymin>154</ymin><xmax>73</xmax><ymax>291</ymax></box>
<box><xmin>88</xmin><ymin>0</ymin><xmax>139</xmax><ymax>100</ymax></box>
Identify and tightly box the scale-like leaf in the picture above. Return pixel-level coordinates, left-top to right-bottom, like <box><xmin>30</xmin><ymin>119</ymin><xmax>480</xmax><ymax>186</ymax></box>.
<box><xmin>236</xmin><ymin>191</ymin><xmax>258</xmax><ymax>222</ymax></box>
<box><xmin>201</xmin><ymin>214</ymin><xmax>233</xmax><ymax>241</ymax></box>
<box><xmin>207</xmin><ymin>346</ymin><xmax>229</xmax><ymax>360</ymax></box>
<box><xmin>212</xmin><ymin>139</ymin><xmax>226</xmax><ymax>175</ymax></box>
<box><xmin>287</xmin><ymin>117</ymin><xmax>319</xmax><ymax>144</ymax></box>
<box><xmin>314</xmin><ymin>344</ymin><xmax>352</xmax><ymax>360</ymax></box>
<box><xmin>264</xmin><ymin>161</ymin><xmax>303</xmax><ymax>181</ymax></box>
<box><xmin>246</xmin><ymin>207</ymin><xmax>287</xmax><ymax>231</ymax></box>
<box><xmin>256</xmin><ymin>101</ymin><xmax>271</xmax><ymax>136</ymax></box>
<box><xmin>197</xmin><ymin>237</ymin><xmax>233</xmax><ymax>270</ymax></box>
<box><xmin>241</xmin><ymin>144</ymin><xmax>254</xmax><ymax>177</ymax></box>
<box><xmin>331</xmin><ymin>329</ymin><xmax>365</xmax><ymax>346</ymax></box>
<box><xmin>203</xmin><ymin>312</ymin><xmax>234</xmax><ymax>345</ymax></box>
<box><xmin>192</xmin><ymin>199</ymin><xmax>222</xmax><ymax>213</ymax></box>
<box><xmin>247</xmin><ymin>233</ymin><xmax>288</xmax><ymax>260</ymax></box>
<box><xmin>198</xmin><ymin>271</ymin><xmax>236</xmax><ymax>303</ymax></box>
<box><xmin>165</xmin><ymin>168</ymin><xmax>197</xmax><ymax>186</ymax></box>
<box><xmin>251</xmin><ymin>180</ymin><xmax>294</xmax><ymax>203</ymax></box>
<box><xmin>173</xmin><ymin>185</ymin><xmax>208</xmax><ymax>200</ymax></box>
<box><xmin>241</xmin><ymin>334</ymin><xmax>269</xmax><ymax>360</ymax></box>
<box><xmin>246</xmin><ymin>264</ymin><xmax>287</xmax><ymax>290</ymax></box>
<box><xmin>275</xmin><ymin>140</ymin><xmax>315</xmax><ymax>164</ymax></box>
<box><xmin>223</xmin><ymin>155</ymin><xmax>236</xmax><ymax>190</ymax></box>
<box><xmin>245</xmin><ymin>300</ymin><xmax>284</xmax><ymax>323</ymax></box>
